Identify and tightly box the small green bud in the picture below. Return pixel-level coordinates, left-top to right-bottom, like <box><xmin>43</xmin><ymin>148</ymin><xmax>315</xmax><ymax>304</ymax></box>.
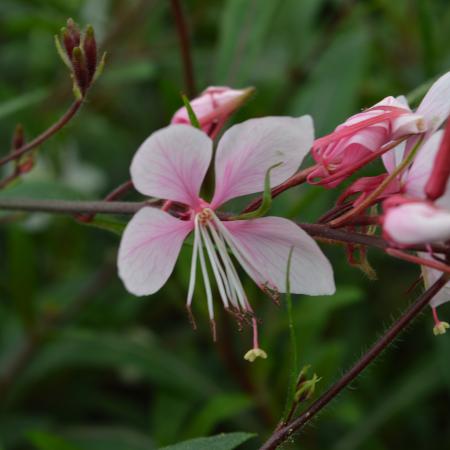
<box><xmin>294</xmin><ymin>373</ymin><xmax>321</xmax><ymax>403</ymax></box>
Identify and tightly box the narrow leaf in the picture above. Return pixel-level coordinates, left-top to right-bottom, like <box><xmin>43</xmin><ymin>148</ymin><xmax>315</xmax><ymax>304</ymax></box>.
<box><xmin>181</xmin><ymin>95</ymin><xmax>201</xmax><ymax>129</ymax></box>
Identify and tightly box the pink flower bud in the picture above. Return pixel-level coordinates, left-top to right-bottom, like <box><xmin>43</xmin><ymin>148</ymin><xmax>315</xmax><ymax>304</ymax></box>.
<box><xmin>171</xmin><ymin>86</ymin><xmax>254</xmax><ymax>138</ymax></box>
<box><xmin>425</xmin><ymin>119</ymin><xmax>450</xmax><ymax>201</ymax></box>
<box><xmin>383</xmin><ymin>199</ymin><xmax>450</xmax><ymax>245</ymax></box>
<box><xmin>308</xmin><ymin>97</ymin><xmax>425</xmax><ymax>188</ymax></box>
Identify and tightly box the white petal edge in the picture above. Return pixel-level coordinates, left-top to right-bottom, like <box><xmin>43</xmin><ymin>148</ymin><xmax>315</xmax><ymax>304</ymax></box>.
<box><xmin>118</xmin><ymin>207</ymin><xmax>193</xmax><ymax>296</ymax></box>
<box><xmin>211</xmin><ymin>116</ymin><xmax>314</xmax><ymax>208</ymax></box>
<box><xmin>130</xmin><ymin>125</ymin><xmax>212</xmax><ymax>207</ymax></box>
<box><xmin>221</xmin><ymin>216</ymin><xmax>336</xmax><ymax>296</ymax></box>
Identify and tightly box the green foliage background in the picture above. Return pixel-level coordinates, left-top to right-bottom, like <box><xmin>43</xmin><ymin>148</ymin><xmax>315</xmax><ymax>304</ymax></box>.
<box><xmin>1</xmin><ymin>0</ymin><xmax>450</xmax><ymax>449</ymax></box>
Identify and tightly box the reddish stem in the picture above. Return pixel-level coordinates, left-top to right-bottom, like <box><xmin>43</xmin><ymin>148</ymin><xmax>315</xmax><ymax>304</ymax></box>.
<box><xmin>260</xmin><ymin>274</ymin><xmax>449</xmax><ymax>450</ymax></box>
<box><xmin>0</xmin><ymin>100</ymin><xmax>82</xmax><ymax>167</ymax></box>
<box><xmin>170</xmin><ymin>0</ymin><xmax>196</xmax><ymax>98</ymax></box>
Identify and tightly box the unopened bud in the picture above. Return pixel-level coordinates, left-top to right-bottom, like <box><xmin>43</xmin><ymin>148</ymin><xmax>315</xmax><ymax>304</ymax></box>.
<box><xmin>425</xmin><ymin>120</ymin><xmax>450</xmax><ymax>201</ymax></box>
<box><xmin>63</xmin><ymin>18</ymin><xmax>80</xmax><ymax>58</ymax></box>
<box><xmin>11</xmin><ymin>124</ymin><xmax>25</xmax><ymax>152</ymax></box>
<box><xmin>71</xmin><ymin>46</ymin><xmax>88</xmax><ymax>95</ymax></box>
<box><xmin>244</xmin><ymin>348</ymin><xmax>267</xmax><ymax>362</ymax></box>
<box><xmin>433</xmin><ymin>321</ymin><xmax>450</xmax><ymax>336</ymax></box>
<box><xmin>294</xmin><ymin>373</ymin><xmax>321</xmax><ymax>403</ymax></box>
<box><xmin>83</xmin><ymin>25</ymin><xmax>97</xmax><ymax>81</ymax></box>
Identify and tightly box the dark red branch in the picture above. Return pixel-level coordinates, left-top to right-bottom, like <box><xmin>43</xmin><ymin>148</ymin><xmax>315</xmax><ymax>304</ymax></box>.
<box><xmin>170</xmin><ymin>0</ymin><xmax>196</xmax><ymax>98</ymax></box>
<box><xmin>0</xmin><ymin>100</ymin><xmax>82</xmax><ymax>167</ymax></box>
<box><xmin>260</xmin><ymin>273</ymin><xmax>449</xmax><ymax>450</ymax></box>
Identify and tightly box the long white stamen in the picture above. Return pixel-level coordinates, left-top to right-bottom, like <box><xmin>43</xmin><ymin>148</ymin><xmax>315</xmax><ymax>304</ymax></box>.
<box><xmin>199</xmin><ymin>224</ymin><xmax>230</xmax><ymax>309</ymax></box>
<box><xmin>210</xmin><ymin>211</ymin><xmax>266</xmax><ymax>286</ymax></box>
<box><xmin>207</xmin><ymin>222</ymin><xmax>249</xmax><ymax>311</ymax></box>
<box><xmin>205</xmin><ymin>224</ymin><xmax>241</xmax><ymax>308</ymax></box>
<box><xmin>186</xmin><ymin>217</ymin><xmax>201</xmax><ymax>307</ymax></box>
<box><xmin>204</xmin><ymin>226</ymin><xmax>239</xmax><ymax>309</ymax></box>
<box><xmin>197</xmin><ymin>221</ymin><xmax>214</xmax><ymax>319</ymax></box>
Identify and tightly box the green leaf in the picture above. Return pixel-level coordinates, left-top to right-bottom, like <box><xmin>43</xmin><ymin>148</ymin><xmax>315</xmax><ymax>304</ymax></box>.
<box><xmin>181</xmin><ymin>95</ymin><xmax>201</xmax><ymax>129</ymax></box>
<box><xmin>184</xmin><ymin>394</ymin><xmax>252</xmax><ymax>438</ymax></box>
<box><xmin>289</xmin><ymin>26</ymin><xmax>369</xmax><ymax>136</ymax></box>
<box><xmin>14</xmin><ymin>329</ymin><xmax>217</xmax><ymax>399</ymax></box>
<box><xmin>62</xmin><ymin>426</ymin><xmax>155</xmax><ymax>450</ymax></box>
<box><xmin>28</xmin><ymin>431</ymin><xmax>81</xmax><ymax>450</ymax></box>
<box><xmin>215</xmin><ymin>0</ymin><xmax>279</xmax><ymax>83</ymax></box>
<box><xmin>159</xmin><ymin>432</ymin><xmax>256</xmax><ymax>450</ymax></box>
<box><xmin>81</xmin><ymin>215</ymin><xmax>126</xmax><ymax>236</ymax></box>
<box><xmin>231</xmin><ymin>163</ymin><xmax>281</xmax><ymax>220</ymax></box>
<box><xmin>102</xmin><ymin>60</ymin><xmax>154</xmax><ymax>85</ymax></box>
<box><xmin>0</xmin><ymin>88</ymin><xmax>48</xmax><ymax>120</ymax></box>
<box><xmin>0</xmin><ymin>180</ymin><xmax>85</xmax><ymax>201</ymax></box>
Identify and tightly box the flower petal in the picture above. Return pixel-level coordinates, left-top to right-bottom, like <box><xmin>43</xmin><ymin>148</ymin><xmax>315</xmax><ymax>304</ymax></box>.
<box><xmin>381</xmin><ymin>141</ymin><xmax>406</xmax><ymax>173</ymax></box>
<box><xmin>130</xmin><ymin>125</ymin><xmax>212</xmax><ymax>207</ymax></box>
<box><xmin>420</xmin><ymin>256</ymin><xmax>450</xmax><ymax>308</ymax></box>
<box><xmin>222</xmin><ymin>217</ymin><xmax>335</xmax><ymax>295</ymax></box>
<box><xmin>416</xmin><ymin>71</ymin><xmax>450</xmax><ymax>134</ymax></box>
<box><xmin>211</xmin><ymin>116</ymin><xmax>314</xmax><ymax>208</ymax></box>
<box><xmin>118</xmin><ymin>207</ymin><xmax>193</xmax><ymax>296</ymax></box>
<box><xmin>383</xmin><ymin>201</ymin><xmax>450</xmax><ymax>245</ymax></box>
<box><xmin>404</xmin><ymin>130</ymin><xmax>443</xmax><ymax>198</ymax></box>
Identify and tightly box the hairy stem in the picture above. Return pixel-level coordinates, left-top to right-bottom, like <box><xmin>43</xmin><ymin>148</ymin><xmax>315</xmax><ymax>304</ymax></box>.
<box><xmin>260</xmin><ymin>273</ymin><xmax>449</xmax><ymax>450</ymax></box>
<box><xmin>0</xmin><ymin>198</ymin><xmax>447</xmax><ymax>256</ymax></box>
<box><xmin>0</xmin><ymin>100</ymin><xmax>82</xmax><ymax>167</ymax></box>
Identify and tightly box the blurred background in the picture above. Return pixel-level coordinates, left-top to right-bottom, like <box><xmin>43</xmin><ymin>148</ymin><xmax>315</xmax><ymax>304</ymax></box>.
<box><xmin>0</xmin><ymin>0</ymin><xmax>450</xmax><ymax>449</ymax></box>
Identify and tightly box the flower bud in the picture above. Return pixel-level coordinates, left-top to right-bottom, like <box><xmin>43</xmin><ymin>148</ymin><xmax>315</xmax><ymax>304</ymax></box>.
<box><xmin>63</xmin><ymin>18</ymin><xmax>81</xmax><ymax>58</ymax></box>
<box><xmin>83</xmin><ymin>25</ymin><xmax>97</xmax><ymax>81</ymax></box>
<box><xmin>71</xmin><ymin>46</ymin><xmax>88</xmax><ymax>95</ymax></box>
<box><xmin>308</xmin><ymin>97</ymin><xmax>425</xmax><ymax>188</ymax></box>
<box><xmin>294</xmin><ymin>373</ymin><xmax>321</xmax><ymax>403</ymax></box>
<box><xmin>425</xmin><ymin>120</ymin><xmax>450</xmax><ymax>201</ymax></box>
<box><xmin>171</xmin><ymin>86</ymin><xmax>254</xmax><ymax>138</ymax></box>
<box><xmin>11</xmin><ymin>124</ymin><xmax>24</xmax><ymax>151</ymax></box>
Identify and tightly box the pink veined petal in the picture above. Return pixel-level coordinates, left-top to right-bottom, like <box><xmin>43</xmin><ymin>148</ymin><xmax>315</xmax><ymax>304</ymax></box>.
<box><xmin>383</xmin><ymin>202</ymin><xmax>450</xmax><ymax>245</ymax></box>
<box><xmin>130</xmin><ymin>125</ymin><xmax>212</xmax><ymax>208</ymax></box>
<box><xmin>404</xmin><ymin>131</ymin><xmax>443</xmax><ymax>198</ymax></box>
<box><xmin>223</xmin><ymin>217</ymin><xmax>335</xmax><ymax>295</ymax></box>
<box><xmin>420</xmin><ymin>255</ymin><xmax>450</xmax><ymax>308</ymax></box>
<box><xmin>118</xmin><ymin>207</ymin><xmax>193</xmax><ymax>296</ymax></box>
<box><xmin>416</xmin><ymin>71</ymin><xmax>450</xmax><ymax>134</ymax></box>
<box><xmin>382</xmin><ymin>141</ymin><xmax>406</xmax><ymax>173</ymax></box>
<box><xmin>211</xmin><ymin>116</ymin><xmax>314</xmax><ymax>208</ymax></box>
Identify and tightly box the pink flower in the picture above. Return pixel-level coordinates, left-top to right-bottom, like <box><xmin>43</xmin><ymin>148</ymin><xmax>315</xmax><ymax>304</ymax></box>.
<box><xmin>118</xmin><ymin>116</ymin><xmax>335</xmax><ymax>356</ymax></box>
<box><xmin>171</xmin><ymin>86</ymin><xmax>254</xmax><ymax>138</ymax></box>
<box><xmin>310</xmin><ymin>71</ymin><xmax>450</xmax><ymax>188</ymax></box>
<box><xmin>383</xmin><ymin>200</ymin><xmax>450</xmax><ymax>245</ymax></box>
<box><xmin>308</xmin><ymin>96</ymin><xmax>425</xmax><ymax>187</ymax></box>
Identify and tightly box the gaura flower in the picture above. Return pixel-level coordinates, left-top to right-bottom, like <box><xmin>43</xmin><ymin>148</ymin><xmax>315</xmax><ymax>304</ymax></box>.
<box><xmin>310</xmin><ymin>71</ymin><xmax>450</xmax><ymax>189</ymax></box>
<box><xmin>308</xmin><ymin>96</ymin><xmax>425</xmax><ymax>188</ymax></box>
<box><xmin>118</xmin><ymin>116</ymin><xmax>335</xmax><ymax>356</ymax></box>
<box><xmin>383</xmin><ymin>199</ymin><xmax>450</xmax><ymax>245</ymax></box>
<box><xmin>171</xmin><ymin>86</ymin><xmax>254</xmax><ymax>138</ymax></box>
<box><xmin>380</xmin><ymin>127</ymin><xmax>450</xmax><ymax>334</ymax></box>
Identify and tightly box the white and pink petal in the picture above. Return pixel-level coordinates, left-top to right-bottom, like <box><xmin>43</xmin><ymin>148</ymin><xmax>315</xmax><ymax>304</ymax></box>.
<box><xmin>221</xmin><ymin>217</ymin><xmax>335</xmax><ymax>296</ymax></box>
<box><xmin>118</xmin><ymin>207</ymin><xmax>193</xmax><ymax>296</ymax></box>
<box><xmin>130</xmin><ymin>125</ymin><xmax>212</xmax><ymax>208</ymax></box>
<box><xmin>211</xmin><ymin>116</ymin><xmax>314</xmax><ymax>208</ymax></box>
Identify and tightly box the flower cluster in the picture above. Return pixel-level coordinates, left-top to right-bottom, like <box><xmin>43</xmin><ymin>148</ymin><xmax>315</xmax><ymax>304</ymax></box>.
<box><xmin>118</xmin><ymin>74</ymin><xmax>450</xmax><ymax>357</ymax></box>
